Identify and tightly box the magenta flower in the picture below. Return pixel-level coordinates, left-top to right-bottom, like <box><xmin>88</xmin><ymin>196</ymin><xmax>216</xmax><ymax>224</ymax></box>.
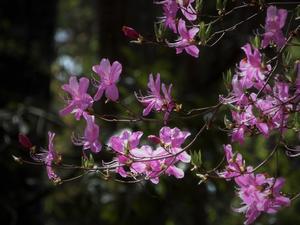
<box><xmin>108</xmin><ymin>130</ymin><xmax>143</xmax><ymax>177</ymax></box>
<box><xmin>234</xmin><ymin>173</ymin><xmax>290</xmax><ymax>225</ymax></box>
<box><xmin>136</xmin><ymin>73</ymin><xmax>175</xmax><ymax>123</ymax></box>
<box><xmin>72</xmin><ymin>113</ymin><xmax>102</xmax><ymax>153</ymax></box>
<box><xmin>157</xmin><ymin>0</ymin><xmax>179</xmax><ymax>33</ymax></box>
<box><xmin>262</xmin><ymin>6</ymin><xmax>287</xmax><ymax>49</ymax></box>
<box><xmin>177</xmin><ymin>0</ymin><xmax>197</xmax><ymax>21</ymax></box>
<box><xmin>218</xmin><ymin>144</ymin><xmax>246</xmax><ymax>180</ymax></box>
<box><xmin>156</xmin><ymin>126</ymin><xmax>191</xmax><ymax>162</ymax></box>
<box><xmin>130</xmin><ymin>145</ymin><xmax>162</xmax><ymax>184</ymax></box>
<box><xmin>131</xmin><ymin>146</ymin><xmax>185</xmax><ymax>183</ymax></box>
<box><xmin>32</xmin><ymin>132</ymin><xmax>61</xmax><ymax>183</ymax></box>
<box><xmin>239</xmin><ymin>44</ymin><xmax>271</xmax><ymax>90</ymax></box>
<box><xmin>231</xmin><ymin>105</ymin><xmax>256</xmax><ymax>144</ymax></box>
<box><xmin>92</xmin><ymin>58</ymin><xmax>122</xmax><ymax>102</ymax></box>
<box><xmin>168</xmin><ymin>19</ymin><xmax>199</xmax><ymax>58</ymax></box>
<box><xmin>220</xmin><ymin>75</ymin><xmax>249</xmax><ymax>106</ymax></box>
<box><xmin>60</xmin><ymin>76</ymin><xmax>94</xmax><ymax>120</ymax></box>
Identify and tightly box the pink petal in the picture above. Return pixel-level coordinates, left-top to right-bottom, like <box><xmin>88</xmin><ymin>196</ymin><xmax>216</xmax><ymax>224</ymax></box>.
<box><xmin>105</xmin><ymin>84</ymin><xmax>119</xmax><ymax>101</ymax></box>
<box><xmin>110</xmin><ymin>61</ymin><xmax>122</xmax><ymax>82</ymax></box>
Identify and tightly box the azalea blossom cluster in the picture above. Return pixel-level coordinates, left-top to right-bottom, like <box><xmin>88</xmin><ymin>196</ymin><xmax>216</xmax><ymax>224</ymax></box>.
<box><xmin>219</xmin><ymin>145</ymin><xmax>290</xmax><ymax>225</ymax></box>
<box><xmin>26</xmin><ymin>56</ymin><xmax>183</xmax><ymax>183</ymax></box>
<box><xmin>156</xmin><ymin>0</ymin><xmax>200</xmax><ymax>57</ymax></box>
<box><xmin>15</xmin><ymin>2</ymin><xmax>300</xmax><ymax>225</ymax></box>
<box><xmin>215</xmin><ymin>5</ymin><xmax>299</xmax><ymax>224</ymax></box>
<box><xmin>220</xmin><ymin>6</ymin><xmax>299</xmax><ymax>144</ymax></box>
<box><xmin>221</xmin><ymin>43</ymin><xmax>297</xmax><ymax>144</ymax></box>
<box><xmin>107</xmin><ymin>126</ymin><xmax>191</xmax><ymax>183</ymax></box>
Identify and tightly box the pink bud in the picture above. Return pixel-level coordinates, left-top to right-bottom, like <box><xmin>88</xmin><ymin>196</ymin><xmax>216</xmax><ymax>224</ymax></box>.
<box><xmin>18</xmin><ymin>134</ymin><xmax>33</xmax><ymax>149</ymax></box>
<box><xmin>148</xmin><ymin>135</ymin><xmax>161</xmax><ymax>144</ymax></box>
<box><xmin>122</xmin><ymin>26</ymin><xmax>140</xmax><ymax>40</ymax></box>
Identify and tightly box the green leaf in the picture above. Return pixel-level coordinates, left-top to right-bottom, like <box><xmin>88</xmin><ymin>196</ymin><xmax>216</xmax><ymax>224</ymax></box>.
<box><xmin>222</xmin><ymin>69</ymin><xmax>232</xmax><ymax>92</ymax></box>
<box><xmin>191</xmin><ymin>150</ymin><xmax>202</xmax><ymax>167</ymax></box>
<box><xmin>250</xmin><ymin>35</ymin><xmax>261</xmax><ymax>49</ymax></box>
<box><xmin>154</xmin><ymin>22</ymin><xmax>165</xmax><ymax>42</ymax></box>
<box><xmin>196</xmin><ymin>0</ymin><xmax>203</xmax><ymax>13</ymax></box>
<box><xmin>216</xmin><ymin>0</ymin><xmax>222</xmax><ymax>11</ymax></box>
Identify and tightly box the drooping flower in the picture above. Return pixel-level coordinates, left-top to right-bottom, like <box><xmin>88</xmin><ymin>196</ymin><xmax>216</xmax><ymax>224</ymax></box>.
<box><xmin>60</xmin><ymin>76</ymin><xmax>94</xmax><ymax>120</ymax></box>
<box><xmin>262</xmin><ymin>6</ymin><xmax>287</xmax><ymax>49</ymax></box>
<box><xmin>72</xmin><ymin>113</ymin><xmax>102</xmax><ymax>153</ymax></box>
<box><xmin>92</xmin><ymin>58</ymin><xmax>122</xmax><ymax>102</ymax></box>
<box><xmin>136</xmin><ymin>73</ymin><xmax>175</xmax><ymax>123</ymax></box>
<box><xmin>168</xmin><ymin>19</ymin><xmax>199</xmax><ymax>57</ymax></box>
<box><xmin>32</xmin><ymin>132</ymin><xmax>61</xmax><ymax>183</ymax></box>
<box><xmin>234</xmin><ymin>173</ymin><xmax>290</xmax><ymax>225</ymax></box>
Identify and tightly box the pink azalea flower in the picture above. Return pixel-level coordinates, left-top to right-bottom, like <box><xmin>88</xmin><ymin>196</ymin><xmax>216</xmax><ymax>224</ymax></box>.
<box><xmin>234</xmin><ymin>173</ymin><xmax>290</xmax><ymax>225</ymax></box>
<box><xmin>108</xmin><ymin>130</ymin><xmax>143</xmax><ymax>177</ymax></box>
<box><xmin>177</xmin><ymin>0</ymin><xmax>197</xmax><ymax>21</ymax></box>
<box><xmin>220</xmin><ymin>75</ymin><xmax>249</xmax><ymax>106</ymax></box>
<box><xmin>168</xmin><ymin>19</ymin><xmax>199</xmax><ymax>58</ymax></box>
<box><xmin>218</xmin><ymin>144</ymin><xmax>246</xmax><ymax>180</ymax></box>
<box><xmin>130</xmin><ymin>145</ymin><xmax>163</xmax><ymax>184</ymax></box>
<box><xmin>136</xmin><ymin>73</ymin><xmax>175</xmax><ymax>123</ymax></box>
<box><xmin>131</xmin><ymin>146</ymin><xmax>185</xmax><ymax>183</ymax></box>
<box><xmin>156</xmin><ymin>0</ymin><xmax>179</xmax><ymax>33</ymax></box>
<box><xmin>231</xmin><ymin>105</ymin><xmax>256</xmax><ymax>144</ymax></box>
<box><xmin>156</xmin><ymin>126</ymin><xmax>191</xmax><ymax>163</ymax></box>
<box><xmin>72</xmin><ymin>113</ymin><xmax>102</xmax><ymax>153</ymax></box>
<box><xmin>32</xmin><ymin>132</ymin><xmax>61</xmax><ymax>183</ymax></box>
<box><xmin>239</xmin><ymin>44</ymin><xmax>271</xmax><ymax>90</ymax></box>
<box><xmin>60</xmin><ymin>76</ymin><xmax>94</xmax><ymax>120</ymax></box>
<box><xmin>92</xmin><ymin>58</ymin><xmax>122</xmax><ymax>102</ymax></box>
<box><xmin>262</xmin><ymin>6</ymin><xmax>287</xmax><ymax>49</ymax></box>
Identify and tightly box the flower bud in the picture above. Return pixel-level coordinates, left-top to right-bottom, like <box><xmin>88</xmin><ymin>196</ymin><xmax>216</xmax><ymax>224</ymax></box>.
<box><xmin>148</xmin><ymin>135</ymin><xmax>161</xmax><ymax>144</ymax></box>
<box><xmin>18</xmin><ymin>133</ymin><xmax>33</xmax><ymax>150</ymax></box>
<box><xmin>122</xmin><ymin>26</ymin><xmax>140</xmax><ymax>40</ymax></box>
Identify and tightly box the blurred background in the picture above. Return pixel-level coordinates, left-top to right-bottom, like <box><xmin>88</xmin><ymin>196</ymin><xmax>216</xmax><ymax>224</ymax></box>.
<box><xmin>0</xmin><ymin>0</ymin><xmax>299</xmax><ymax>225</ymax></box>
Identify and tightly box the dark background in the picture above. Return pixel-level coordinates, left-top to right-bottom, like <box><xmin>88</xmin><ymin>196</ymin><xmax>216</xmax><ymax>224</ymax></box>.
<box><xmin>0</xmin><ymin>0</ymin><xmax>299</xmax><ymax>225</ymax></box>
